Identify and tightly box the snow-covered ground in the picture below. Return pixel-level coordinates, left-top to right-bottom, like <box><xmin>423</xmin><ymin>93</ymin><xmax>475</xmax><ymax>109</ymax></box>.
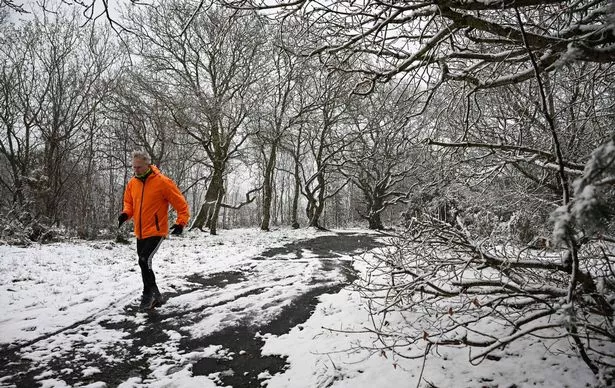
<box><xmin>0</xmin><ymin>227</ymin><xmax>603</xmax><ymax>387</ymax></box>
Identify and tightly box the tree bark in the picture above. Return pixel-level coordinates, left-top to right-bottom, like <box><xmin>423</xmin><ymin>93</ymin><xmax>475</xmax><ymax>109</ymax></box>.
<box><xmin>260</xmin><ymin>140</ymin><xmax>278</xmax><ymax>231</ymax></box>
<box><xmin>191</xmin><ymin>163</ymin><xmax>225</xmax><ymax>234</ymax></box>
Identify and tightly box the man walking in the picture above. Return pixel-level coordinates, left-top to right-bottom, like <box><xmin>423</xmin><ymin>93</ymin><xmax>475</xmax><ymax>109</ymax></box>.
<box><xmin>118</xmin><ymin>150</ymin><xmax>190</xmax><ymax>309</ymax></box>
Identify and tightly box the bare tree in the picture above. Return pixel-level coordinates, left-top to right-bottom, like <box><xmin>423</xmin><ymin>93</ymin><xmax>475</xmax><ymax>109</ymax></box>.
<box><xmin>110</xmin><ymin>71</ymin><xmax>173</xmax><ymax>166</ymax></box>
<box><xmin>226</xmin><ymin>0</ymin><xmax>614</xmax><ymax>91</ymax></box>
<box><xmin>30</xmin><ymin>10</ymin><xmax>121</xmax><ymax>224</ymax></box>
<box><xmin>282</xmin><ymin>121</ymin><xmax>306</xmax><ymax>229</ymax></box>
<box><xmin>126</xmin><ymin>1</ymin><xmax>267</xmax><ymax>234</ymax></box>
<box><xmin>0</xmin><ymin>0</ymin><xmax>27</xmax><ymax>15</ymax></box>
<box><xmin>1</xmin><ymin>6</ymin><xmax>124</xmax><ymax>240</ymax></box>
<box><xmin>367</xmin><ymin>28</ymin><xmax>614</xmax><ymax>388</ymax></box>
<box><xmin>0</xmin><ymin>21</ymin><xmax>37</xmax><ymax>208</ymax></box>
<box><xmin>251</xmin><ymin>36</ymin><xmax>314</xmax><ymax>231</ymax></box>
<box><xmin>340</xmin><ymin>81</ymin><xmax>425</xmax><ymax>229</ymax></box>
<box><xmin>295</xmin><ymin>63</ymin><xmax>361</xmax><ymax>229</ymax></box>
<box><xmin>215</xmin><ymin>0</ymin><xmax>615</xmax><ymax>380</ymax></box>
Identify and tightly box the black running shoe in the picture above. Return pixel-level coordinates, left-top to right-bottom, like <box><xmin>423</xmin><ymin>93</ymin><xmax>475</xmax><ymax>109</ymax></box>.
<box><xmin>149</xmin><ymin>293</ymin><xmax>164</xmax><ymax>309</ymax></box>
<box><xmin>140</xmin><ymin>292</ymin><xmax>153</xmax><ymax>310</ymax></box>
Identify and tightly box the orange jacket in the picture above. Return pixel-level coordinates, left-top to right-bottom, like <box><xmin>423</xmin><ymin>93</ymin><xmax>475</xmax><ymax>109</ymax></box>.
<box><xmin>122</xmin><ymin>165</ymin><xmax>190</xmax><ymax>239</ymax></box>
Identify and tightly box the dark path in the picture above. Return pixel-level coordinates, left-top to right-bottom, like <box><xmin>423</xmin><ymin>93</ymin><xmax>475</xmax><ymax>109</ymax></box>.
<box><xmin>256</xmin><ymin>231</ymin><xmax>384</xmax><ymax>260</ymax></box>
<box><xmin>0</xmin><ymin>231</ymin><xmax>384</xmax><ymax>388</ymax></box>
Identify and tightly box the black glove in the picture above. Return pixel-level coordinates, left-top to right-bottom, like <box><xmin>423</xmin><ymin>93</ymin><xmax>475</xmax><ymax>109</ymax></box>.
<box><xmin>170</xmin><ymin>224</ymin><xmax>183</xmax><ymax>235</ymax></box>
<box><xmin>118</xmin><ymin>213</ymin><xmax>128</xmax><ymax>227</ymax></box>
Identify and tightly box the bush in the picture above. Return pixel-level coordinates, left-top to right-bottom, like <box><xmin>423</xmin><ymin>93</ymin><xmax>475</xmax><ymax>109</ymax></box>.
<box><xmin>0</xmin><ymin>203</ymin><xmax>66</xmax><ymax>245</ymax></box>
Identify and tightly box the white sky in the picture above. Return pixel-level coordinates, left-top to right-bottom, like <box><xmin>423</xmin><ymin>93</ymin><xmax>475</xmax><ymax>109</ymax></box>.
<box><xmin>0</xmin><ymin>227</ymin><xmax>604</xmax><ymax>387</ymax></box>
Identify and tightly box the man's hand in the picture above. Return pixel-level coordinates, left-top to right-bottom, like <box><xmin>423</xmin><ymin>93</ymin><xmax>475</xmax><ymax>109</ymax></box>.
<box><xmin>118</xmin><ymin>213</ymin><xmax>128</xmax><ymax>227</ymax></box>
<box><xmin>170</xmin><ymin>224</ymin><xmax>183</xmax><ymax>235</ymax></box>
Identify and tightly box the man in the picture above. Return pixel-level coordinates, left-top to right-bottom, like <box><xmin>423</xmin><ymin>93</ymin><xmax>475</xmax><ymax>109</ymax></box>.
<box><xmin>118</xmin><ymin>150</ymin><xmax>190</xmax><ymax>309</ymax></box>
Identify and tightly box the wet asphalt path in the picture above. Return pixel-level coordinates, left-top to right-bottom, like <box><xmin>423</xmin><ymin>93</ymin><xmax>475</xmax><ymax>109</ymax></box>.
<box><xmin>0</xmin><ymin>231</ymin><xmax>384</xmax><ymax>388</ymax></box>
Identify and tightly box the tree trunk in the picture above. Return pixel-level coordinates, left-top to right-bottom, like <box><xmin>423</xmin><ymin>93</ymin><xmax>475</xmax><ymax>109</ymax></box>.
<box><xmin>290</xmin><ymin>170</ymin><xmax>300</xmax><ymax>229</ymax></box>
<box><xmin>191</xmin><ymin>165</ymin><xmax>225</xmax><ymax>234</ymax></box>
<box><xmin>290</xmin><ymin>135</ymin><xmax>302</xmax><ymax>229</ymax></box>
<box><xmin>307</xmin><ymin>198</ymin><xmax>325</xmax><ymax>228</ymax></box>
<box><xmin>209</xmin><ymin>185</ymin><xmax>225</xmax><ymax>235</ymax></box>
<box><xmin>367</xmin><ymin>196</ymin><xmax>384</xmax><ymax>230</ymax></box>
<box><xmin>367</xmin><ymin>212</ymin><xmax>384</xmax><ymax>230</ymax></box>
<box><xmin>260</xmin><ymin>142</ymin><xmax>278</xmax><ymax>231</ymax></box>
<box><xmin>306</xmin><ymin>172</ymin><xmax>326</xmax><ymax>228</ymax></box>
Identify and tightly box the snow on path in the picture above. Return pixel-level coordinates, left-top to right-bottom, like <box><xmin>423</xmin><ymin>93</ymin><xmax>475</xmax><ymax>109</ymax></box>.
<box><xmin>0</xmin><ymin>227</ymin><xmax>602</xmax><ymax>388</ymax></box>
<box><xmin>1</xmin><ymin>228</ymin><xmax>380</xmax><ymax>387</ymax></box>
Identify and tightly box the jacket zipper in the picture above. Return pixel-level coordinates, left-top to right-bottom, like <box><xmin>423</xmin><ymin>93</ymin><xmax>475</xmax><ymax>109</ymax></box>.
<box><xmin>138</xmin><ymin>178</ymin><xmax>147</xmax><ymax>239</ymax></box>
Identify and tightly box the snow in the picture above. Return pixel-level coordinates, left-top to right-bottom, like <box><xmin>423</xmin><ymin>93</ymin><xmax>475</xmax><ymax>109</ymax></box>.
<box><xmin>0</xmin><ymin>227</ymin><xmax>603</xmax><ymax>387</ymax></box>
<box><xmin>550</xmin><ymin>205</ymin><xmax>572</xmax><ymax>246</ymax></box>
<box><xmin>260</xmin><ymin>287</ymin><xmax>594</xmax><ymax>388</ymax></box>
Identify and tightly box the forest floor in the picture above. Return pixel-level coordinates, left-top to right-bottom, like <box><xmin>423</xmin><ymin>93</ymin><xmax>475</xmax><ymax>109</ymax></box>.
<box><xmin>0</xmin><ymin>228</ymin><xmax>601</xmax><ymax>388</ymax></box>
<box><xmin>0</xmin><ymin>230</ymin><xmax>385</xmax><ymax>387</ymax></box>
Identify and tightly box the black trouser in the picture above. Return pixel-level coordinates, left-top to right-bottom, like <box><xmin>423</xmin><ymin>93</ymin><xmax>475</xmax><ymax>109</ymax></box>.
<box><xmin>136</xmin><ymin>236</ymin><xmax>163</xmax><ymax>296</ymax></box>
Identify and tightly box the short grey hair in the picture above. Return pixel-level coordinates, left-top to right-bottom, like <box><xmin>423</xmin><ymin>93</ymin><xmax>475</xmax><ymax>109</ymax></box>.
<box><xmin>131</xmin><ymin>150</ymin><xmax>151</xmax><ymax>164</ymax></box>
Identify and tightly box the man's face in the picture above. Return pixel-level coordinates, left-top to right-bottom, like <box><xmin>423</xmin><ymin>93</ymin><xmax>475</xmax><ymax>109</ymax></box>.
<box><xmin>132</xmin><ymin>158</ymin><xmax>149</xmax><ymax>176</ymax></box>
